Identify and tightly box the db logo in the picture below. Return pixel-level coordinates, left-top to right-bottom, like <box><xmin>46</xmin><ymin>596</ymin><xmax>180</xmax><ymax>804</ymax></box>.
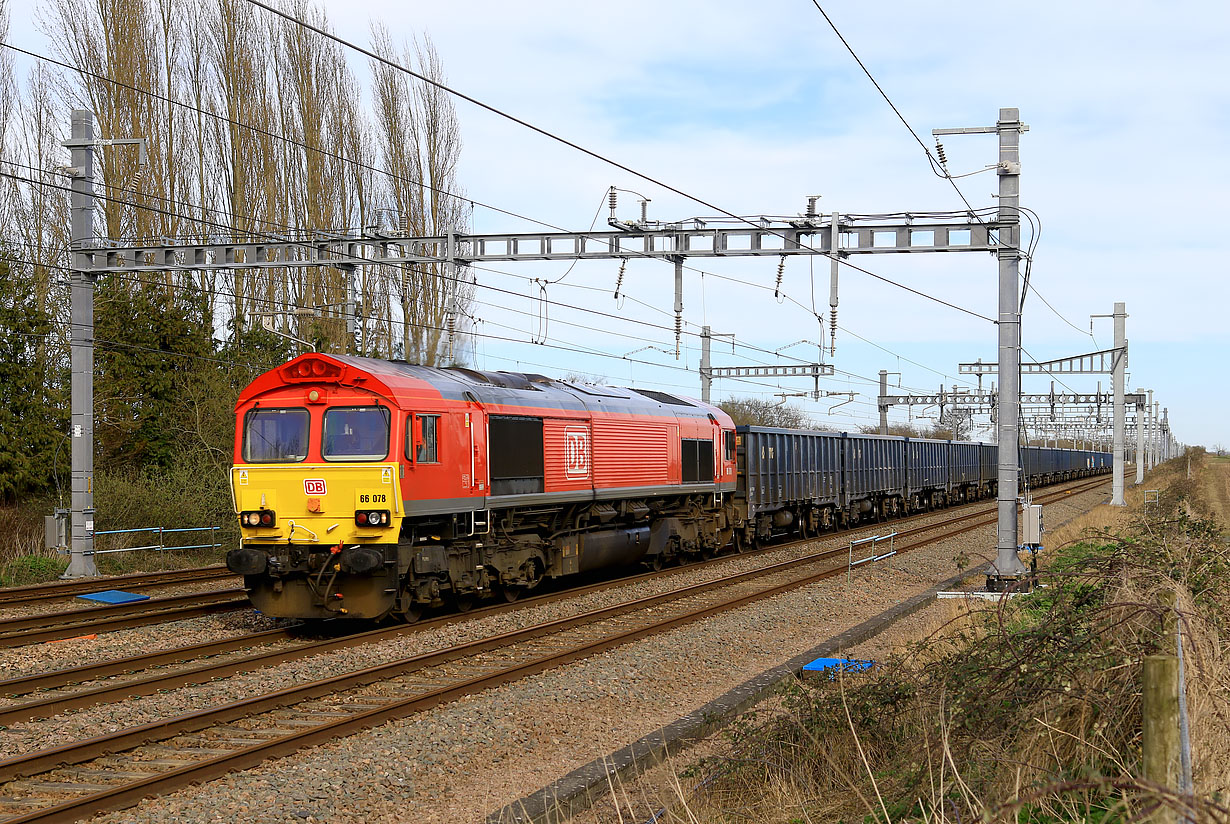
<box><xmin>304</xmin><ymin>479</ymin><xmax>327</xmax><ymax>496</ymax></box>
<box><xmin>564</xmin><ymin>428</ymin><xmax>590</xmax><ymax>479</ymax></box>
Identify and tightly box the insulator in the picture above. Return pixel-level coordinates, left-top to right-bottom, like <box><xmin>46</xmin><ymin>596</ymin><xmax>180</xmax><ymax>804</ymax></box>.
<box><xmin>674</xmin><ymin>313</ymin><xmax>682</xmax><ymax>359</ymax></box>
<box><xmin>608</xmin><ymin>187</ymin><xmax>617</xmax><ymax>215</ymax></box>
<box><xmin>774</xmin><ymin>256</ymin><xmax>785</xmax><ymax>300</ymax></box>
<box><xmin>829</xmin><ymin>308</ymin><xmax>838</xmax><ymax>356</ymax></box>
<box><xmin>614</xmin><ymin>258</ymin><xmax>626</xmax><ymax>300</ymax></box>
<box><xmin>935</xmin><ymin>140</ymin><xmax>948</xmax><ymax>167</ymax></box>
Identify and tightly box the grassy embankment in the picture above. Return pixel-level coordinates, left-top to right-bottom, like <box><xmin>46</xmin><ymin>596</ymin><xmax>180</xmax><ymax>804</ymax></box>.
<box><xmin>662</xmin><ymin>450</ymin><xmax>1230</xmax><ymax>823</ymax></box>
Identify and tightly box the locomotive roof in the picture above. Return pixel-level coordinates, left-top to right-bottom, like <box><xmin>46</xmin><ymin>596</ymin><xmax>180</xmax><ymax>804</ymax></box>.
<box><xmin>238</xmin><ymin>353</ymin><xmax>734</xmax><ymax>425</ymax></box>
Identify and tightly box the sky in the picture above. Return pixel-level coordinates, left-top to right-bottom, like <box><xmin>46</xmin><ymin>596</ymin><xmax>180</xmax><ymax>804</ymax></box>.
<box><xmin>9</xmin><ymin>0</ymin><xmax>1229</xmax><ymax>447</ymax></box>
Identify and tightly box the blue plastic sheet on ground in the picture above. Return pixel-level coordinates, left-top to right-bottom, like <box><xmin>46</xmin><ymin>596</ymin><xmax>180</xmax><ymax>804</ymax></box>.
<box><xmin>77</xmin><ymin>590</ymin><xmax>151</xmax><ymax>605</ymax></box>
<box><xmin>802</xmin><ymin>657</ymin><xmax>875</xmax><ymax>677</ymax></box>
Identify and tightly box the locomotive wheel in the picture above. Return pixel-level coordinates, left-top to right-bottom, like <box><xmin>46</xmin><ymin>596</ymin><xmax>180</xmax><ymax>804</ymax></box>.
<box><xmin>455</xmin><ymin>595</ymin><xmax>476</xmax><ymax>612</ymax></box>
<box><xmin>402</xmin><ymin>605</ymin><xmax>424</xmax><ymax>623</ymax></box>
<box><xmin>502</xmin><ymin>586</ymin><xmax>521</xmax><ymax>603</ymax></box>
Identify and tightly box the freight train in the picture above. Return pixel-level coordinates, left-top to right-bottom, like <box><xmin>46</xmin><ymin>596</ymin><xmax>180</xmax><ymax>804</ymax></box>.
<box><xmin>225</xmin><ymin>354</ymin><xmax>1112</xmax><ymax>621</ymax></box>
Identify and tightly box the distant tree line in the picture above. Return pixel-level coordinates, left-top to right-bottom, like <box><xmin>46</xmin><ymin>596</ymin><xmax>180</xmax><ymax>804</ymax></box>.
<box><xmin>718</xmin><ymin>397</ymin><xmax>818</xmax><ymax>430</ymax></box>
<box><xmin>718</xmin><ymin>395</ymin><xmax>978</xmax><ymax>441</ymax></box>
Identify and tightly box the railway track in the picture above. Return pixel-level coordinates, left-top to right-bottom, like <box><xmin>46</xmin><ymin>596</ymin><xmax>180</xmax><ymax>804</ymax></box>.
<box><xmin>0</xmin><ymin>476</ymin><xmax>1109</xmax><ymax>823</ymax></box>
<box><xmin>0</xmin><ymin>589</ymin><xmax>249</xmax><ymax>648</ymax></box>
<box><xmin>0</xmin><ymin>566</ymin><xmax>233</xmax><ymax>609</ymax></box>
<box><xmin>0</xmin><ymin>476</ymin><xmax>1108</xmax><ymax>710</ymax></box>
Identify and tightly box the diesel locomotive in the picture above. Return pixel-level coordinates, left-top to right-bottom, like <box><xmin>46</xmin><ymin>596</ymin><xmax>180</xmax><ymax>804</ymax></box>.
<box><xmin>225</xmin><ymin>353</ymin><xmax>1112</xmax><ymax>621</ymax></box>
<box><xmin>226</xmin><ymin>353</ymin><xmax>740</xmax><ymax>620</ymax></box>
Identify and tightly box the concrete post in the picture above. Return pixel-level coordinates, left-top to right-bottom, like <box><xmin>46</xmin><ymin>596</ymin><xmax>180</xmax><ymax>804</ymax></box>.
<box><xmin>1152</xmin><ymin>401</ymin><xmax>1160</xmax><ymax>468</ymax></box>
<box><xmin>1111</xmin><ymin>302</ymin><xmax>1126</xmax><ymax>506</ymax></box>
<box><xmin>343</xmin><ymin>243</ymin><xmax>357</xmax><ymax>355</ymax></box>
<box><xmin>700</xmin><ymin>326</ymin><xmax>712</xmax><ymax>403</ymax></box>
<box><xmin>1136</xmin><ymin>389</ymin><xmax>1147</xmax><ymax>485</ymax></box>
<box><xmin>1163</xmin><ymin>409</ymin><xmax>1170</xmax><ymax>461</ymax></box>
<box><xmin>991</xmin><ymin>108</ymin><xmax>1028</xmax><ymax>586</ymax></box>
<box><xmin>879</xmin><ymin>369</ymin><xmax>888</xmax><ymax>435</ymax></box>
<box><xmin>445</xmin><ymin>231</ymin><xmax>457</xmax><ymax>363</ymax></box>
<box><xmin>1146</xmin><ymin>392</ymin><xmax>1155</xmax><ymax>471</ymax></box>
<box><xmin>828</xmin><ymin>211</ymin><xmax>839</xmax><ymax>355</ymax></box>
<box><xmin>64</xmin><ymin>110</ymin><xmax>98</xmax><ymax>578</ymax></box>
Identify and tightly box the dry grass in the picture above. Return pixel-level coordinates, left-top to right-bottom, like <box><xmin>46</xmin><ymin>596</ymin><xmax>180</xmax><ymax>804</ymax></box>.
<box><xmin>1047</xmin><ymin>458</ymin><xmax>1195</xmax><ymax>552</ymax></box>
<box><xmin>642</xmin><ymin>449</ymin><xmax>1230</xmax><ymax>824</ymax></box>
<box><xmin>1201</xmin><ymin>455</ymin><xmax>1230</xmax><ymax>523</ymax></box>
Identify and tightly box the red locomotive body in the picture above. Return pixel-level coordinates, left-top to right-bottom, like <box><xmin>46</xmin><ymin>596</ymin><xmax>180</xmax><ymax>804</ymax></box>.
<box><xmin>227</xmin><ymin>354</ymin><xmax>738</xmax><ymax>620</ymax></box>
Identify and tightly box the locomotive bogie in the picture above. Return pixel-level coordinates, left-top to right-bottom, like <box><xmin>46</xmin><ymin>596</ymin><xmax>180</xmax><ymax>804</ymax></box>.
<box><xmin>235</xmin><ymin>544</ymin><xmax>399</xmax><ymax>619</ymax></box>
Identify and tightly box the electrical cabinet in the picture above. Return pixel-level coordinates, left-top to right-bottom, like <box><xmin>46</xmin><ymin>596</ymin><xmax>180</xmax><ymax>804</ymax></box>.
<box><xmin>1023</xmin><ymin>504</ymin><xmax>1044</xmax><ymax>546</ymax></box>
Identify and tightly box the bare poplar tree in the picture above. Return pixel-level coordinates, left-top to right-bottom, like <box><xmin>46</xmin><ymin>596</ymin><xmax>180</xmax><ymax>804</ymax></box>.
<box><xmin>47</xmin><ymin>0</ymin><xmax>167</xmax><ymax>243</ymax></box>
<box><xmin>179</xmin><ymin>0</ymin><xmax>222</xmax><ymax>323</ymax></box>
<box><xmin>209</xmin><ymin>0</ymin><xmax>283</xmax><ymax>339</ymax></box>
<box><xmin>0</xmin><ymin>0</ymin><xmax>19</xmax><ymax>235</ymax></box>
<box><xmin>370</xmin><ymin>26</ymin><xmax>470</xmax><ymax>365</ymax></box>
<box><xmin>336</xmin><ymin>72</ymin><xmax>386</xmax><ymax>356</ymax></box>
<box><xmin>8</xmin><ymin>63</ymin><xmax>71</xmax><ymax>319</ymax></box>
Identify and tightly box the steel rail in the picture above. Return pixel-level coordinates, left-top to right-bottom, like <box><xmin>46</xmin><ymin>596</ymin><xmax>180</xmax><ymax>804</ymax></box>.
<box><xmin>0</xmin><ymin>475</ymin><xmax>1113</xmax><ymax>823</ymax></box>
<box><xmin>0</xmin><ymin>566</ymin><xmax>232</xmax><ymax>607</ymax></box>
<box><xmin>0</xmin><ymin>590</ymin><xmax>249</xmax><ymax>649</ymax></box>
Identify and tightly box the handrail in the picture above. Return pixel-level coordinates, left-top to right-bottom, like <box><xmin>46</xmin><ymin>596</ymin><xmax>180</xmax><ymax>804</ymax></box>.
<box><xmin>847</xmin><ymin>531</ymin><xmax>898</xmax><ymax>585</ymax></box>
<box><xmin>64</xmin><ymin>525</ymin><xmax>222</xmax><ymax>556</ymax></box>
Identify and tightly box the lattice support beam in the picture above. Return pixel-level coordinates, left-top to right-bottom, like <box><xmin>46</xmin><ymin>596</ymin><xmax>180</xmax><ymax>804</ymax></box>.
<box><xmin>74</xmin><ymin>217</ymin><xmax>1016</xmax><ymax>275</ymax></box>
<box><xmin>959</xmin><ymin>346</ymin><xmax>1125</xmax><ymax>376</ymax></box>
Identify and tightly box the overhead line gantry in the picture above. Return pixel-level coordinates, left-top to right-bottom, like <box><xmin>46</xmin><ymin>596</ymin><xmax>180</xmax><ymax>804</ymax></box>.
<box><xmin>64</xmin><ymin>107</ymin><xmax>1034</xmax><ymax>589</ymax></box>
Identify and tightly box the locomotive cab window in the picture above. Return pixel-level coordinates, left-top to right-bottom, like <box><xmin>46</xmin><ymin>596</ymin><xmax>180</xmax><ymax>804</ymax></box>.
<box><xmin>243</xmin><ymin>408</ymin><xmax>310</xmax><ymax>463</ymax></box>
<box><xmin>724</xmin><ymin>430</ymin><xmax>735</xmax><ymax>462</ymax></box>
<box><xmin>407</xmin><ymin>414</ymin><xmax>440</xmax><ymax>463</ymax></box>
<box><xmin>322</xmin><ymin>406</ymin><xmax>390</xmax><ymax>461</ymax></box>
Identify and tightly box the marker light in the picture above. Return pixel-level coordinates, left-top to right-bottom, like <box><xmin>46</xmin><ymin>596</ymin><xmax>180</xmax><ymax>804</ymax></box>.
<box><xmin>240</xmin><ymin>510</ymin><xmax>277</xmax><ymax>528</ymax></box>
<box><xmin>354</xmin><ymin>510</ymin><xmax>391</xmax><ymax>527</ymax></box>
